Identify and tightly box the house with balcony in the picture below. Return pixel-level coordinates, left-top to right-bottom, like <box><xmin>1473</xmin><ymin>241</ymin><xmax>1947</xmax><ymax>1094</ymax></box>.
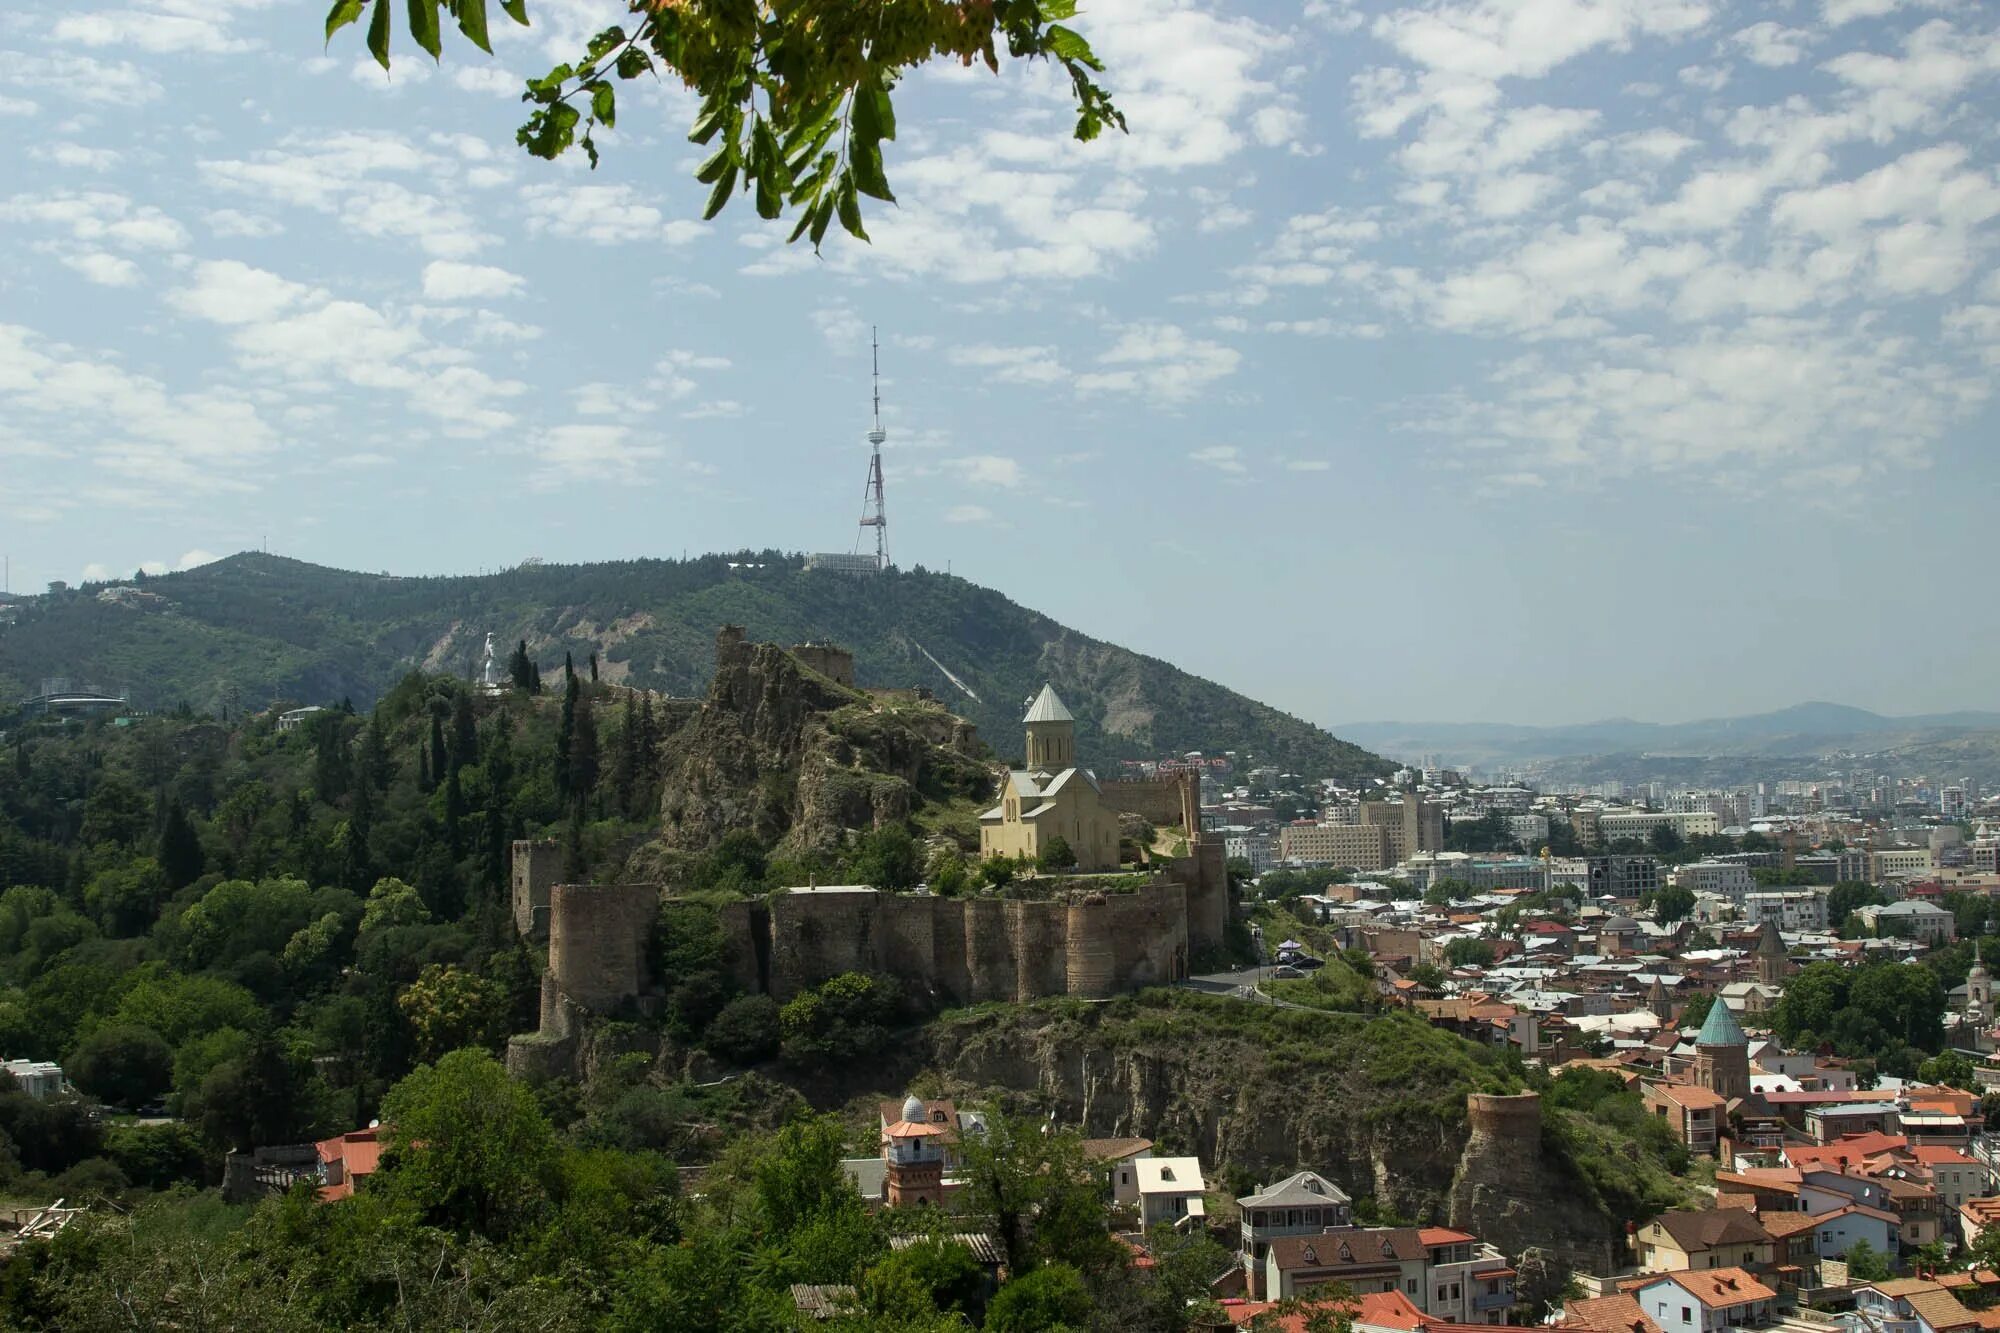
<box><xmin>1236</xmin><ymin>1170</ymin><xmax>1354</xmax><ymax>1298</ymax></box>
<box><xmin>1135</xmin><ymin>1156</ymin><xmax>1207</xmax><ymax>1230</ymax></box>
<box><xmin>1634</xmin><ymin>1267</ymin><xmax>1776</xmax><ymax>1333</ymax></box>
<box><xmin>1644</xmin><ymin>1082</ymin><xmax>1726</xmax><ymax>1155</ymax></box>
<box><xmin>1264</xmin><ymin>1227</ymin><xmax>1430</xmax><ymax>1304</ymax></box>
<box><xmin>1422</xmin><ymin>1225</ymin><xmax>1517</xmax><ymax>1325</ymax></box>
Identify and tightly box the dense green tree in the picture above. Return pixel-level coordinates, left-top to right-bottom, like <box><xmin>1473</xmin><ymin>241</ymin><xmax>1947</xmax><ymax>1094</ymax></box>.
<box><xmin>1444</xmin><ymin>938</ymin><xmax>1496</xmax><ymax>968</ymax></box>
<box><xmin>1036</xmin><ymin>835</ymin><xmax>1078</xmax><ymax>872</ymax></box>
<box><xmin>1653</xmin><ymin>885</ymin><xmax>1696</xmax><ymax>926</ymax></box>
<box><xmin>851</xmin><ymin>825</ymin><xmax>921</xmax><ymax>891</ymax></box>
<box><xmin>705</xmin><ymin>994</ymin><xmax>781</xmax><ymax>1065</ymax></box>
<box><xmin>508</xmin><ymin>638</ymin><xmax>537</xmax><ymax>692</ymax></box>
<box><xmin>958</xmin><ymin>1113</ymin><xmax>1119</xmax><ymax>1277</ymax></box>
<box><xmin>1919</xmin><ymin>1050</ymin><xmax>1978</xmax><ymax>1091</ymax></box>
<box><xmin>985</xmin><ymin>1263</ymin><xmax>1092</xmax><ymax>1333</ymax></box>
<box><xmin>67</xmin><ymin>1023</ymin><xmax>174</xmax><ymax>1108</ymax></box>
<box><xmin>1845</xmin><ymin>1238</ymin><xmax>1892</xmax><ymax>1282</ymax></box>
<box><xmin>379</xmin><ymin>1047</ymin><xmax>559</xmax><ymax>1241</ymax></box>
<box><xmin>1829</xmin><ymin>882</ymin><xmax>1886</xmax><ymax>929</ymax></box>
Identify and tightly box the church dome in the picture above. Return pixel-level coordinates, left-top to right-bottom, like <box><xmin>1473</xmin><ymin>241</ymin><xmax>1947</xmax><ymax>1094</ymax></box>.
<box><xmin>1696</xmin><ymin>998</ymin><xmax>1749</xmax><ymax>1047</ymax></box>
<box><xmin>901</xmin><ymin>1094</ymin><xmax>926</xmax><ymax>1124</ymax></box>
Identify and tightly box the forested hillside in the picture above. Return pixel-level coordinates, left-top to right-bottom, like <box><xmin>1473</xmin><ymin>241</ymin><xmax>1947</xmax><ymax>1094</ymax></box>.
<box><xmin>0</xmin><ymin>552</ymin><xmax>1386</xmax><ymax>780</ymax></box>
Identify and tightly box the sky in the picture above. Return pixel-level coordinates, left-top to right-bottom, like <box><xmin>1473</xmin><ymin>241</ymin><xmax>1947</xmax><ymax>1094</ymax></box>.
<box><xmin>1</xmin><ymin>1</ymin><xmax>1996</xmax><ymax>730</ymax></box>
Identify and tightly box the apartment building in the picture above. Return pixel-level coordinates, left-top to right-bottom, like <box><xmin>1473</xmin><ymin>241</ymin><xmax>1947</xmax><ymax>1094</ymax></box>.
<box><xmin>1670</xmin><ymin>861</ymin><xmax>1756</xmax><ymax>901</ymax></box>
<box><xmin>1742</xmin><ymin>890</ymin><xmax>1829</xmax><ymax>932</ymax></box>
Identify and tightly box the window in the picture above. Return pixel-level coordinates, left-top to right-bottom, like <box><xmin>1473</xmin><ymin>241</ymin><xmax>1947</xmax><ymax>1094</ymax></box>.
<box><xmin>1407</xmin><ymin>1281</ymin><xmax>1418</xmax><ymax>1296</ymax></box>
<box><xmin>1682</xmin><ymin>1308</ymin><xmax>1691</xmax><ymax>1324</ymax></box>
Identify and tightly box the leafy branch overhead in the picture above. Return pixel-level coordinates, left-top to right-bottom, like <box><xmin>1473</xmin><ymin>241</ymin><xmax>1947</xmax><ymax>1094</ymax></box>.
<box><xmin>326</xmin><ymin>0</ymin><xmax>1124</xmax><ymax>248</ymax></box>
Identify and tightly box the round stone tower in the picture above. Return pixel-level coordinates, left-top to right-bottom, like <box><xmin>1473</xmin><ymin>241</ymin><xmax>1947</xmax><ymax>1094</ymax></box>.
<box><xmin>1466</xmin><ymin>1091</ymin><xmax>1543</xmax><ymax>1145</ymax></box>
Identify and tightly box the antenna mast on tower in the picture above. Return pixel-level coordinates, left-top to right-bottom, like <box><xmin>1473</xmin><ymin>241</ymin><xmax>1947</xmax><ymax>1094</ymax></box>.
<box><xmin>855</xmin><ymin>327</ymin><xmax>889</xmax><ymax>571</ymax></box>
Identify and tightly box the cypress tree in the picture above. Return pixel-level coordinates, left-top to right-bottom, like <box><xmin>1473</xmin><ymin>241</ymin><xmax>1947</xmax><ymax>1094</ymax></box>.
<box><xmin>572</xmin><ymin>692</ymin><xmax>600</xmax><ymax>807</ymax></box>
<box><xmin>449</xmin><ymin>691</ymin><xmax>477</xmax><ymax>775</ymax></box>
<box><xmin>588</xmin><ymin>651</ymin><xmax>599</xmax><ymax>683</ymax></box>
<box><xmin>555</xmin><ymin>671</ymin><xmax>579</xmax><ymax>801</ymax></box>
<box><xmin>157</xmin><ymin>800</ymin><xmax>205</xmax><ymax>890</ymax></box>
<box><xmin>612</xmin><ymin>693</ymin><xmax>639</xmax><ymax>817</ymax></box>
<box><xmin>428</xmin><ymin>712</ymin><xmax>448</xmax><ymax>788</ymax></box>
<box><xmin>508</xmin><ymin>639</ymin><xmax>535</xmax><ymax>692</ymax></box>
<box><xmin>418</xmin><ymin>740</ymin><xmax>434</xmax><ymax>794</ymax></box>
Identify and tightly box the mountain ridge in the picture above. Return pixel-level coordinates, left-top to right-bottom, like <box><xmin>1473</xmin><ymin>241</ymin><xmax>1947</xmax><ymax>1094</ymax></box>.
<box><xmin>1</xmin><ymin>550</ymin><xmax>1388</xmax><ymax>781</ymax></box>
<box><xmin>1336</xmin><ymin>700</ymin><xmax>2000</xmax><ymax>768</ymax></box>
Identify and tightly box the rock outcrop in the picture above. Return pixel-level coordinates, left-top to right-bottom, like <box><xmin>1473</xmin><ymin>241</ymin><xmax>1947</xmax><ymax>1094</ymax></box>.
<box><xmin>652</xmin><ymin>630</ymin><xmax>990</xmax><ymax>857</ymax></box>
<box><xmin>915</xmin><ymin>1001</ymin><xmax>1623</xmax><ymax>1271</ymax></box>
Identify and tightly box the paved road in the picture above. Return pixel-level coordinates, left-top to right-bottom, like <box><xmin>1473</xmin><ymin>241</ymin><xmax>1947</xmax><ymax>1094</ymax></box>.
<box><xmin>1181</xmin><ymin>967</ymin><xmax>1312</xmax><ymax>1009</ymax></box>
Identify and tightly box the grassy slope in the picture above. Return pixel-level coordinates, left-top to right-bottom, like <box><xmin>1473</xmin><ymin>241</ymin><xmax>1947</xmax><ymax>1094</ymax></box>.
<box><xmin>1</xmin><ymin>552</ymin><xmax>1388</xmax><ymax>780</ymax></box>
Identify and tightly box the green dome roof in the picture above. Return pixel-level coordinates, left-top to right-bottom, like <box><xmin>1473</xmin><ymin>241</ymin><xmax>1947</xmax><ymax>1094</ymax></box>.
<box><xmin>1696</xmin><ymin>998</ymin><xmax>1748</xmax><ymax>1047</ymax></box>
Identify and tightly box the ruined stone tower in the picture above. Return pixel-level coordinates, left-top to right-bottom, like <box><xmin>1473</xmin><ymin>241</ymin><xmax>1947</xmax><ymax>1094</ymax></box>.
<box><xmin>511</xmin><ymin>838</ymin><xmax>562</xmax><ymax>943</ymax></box>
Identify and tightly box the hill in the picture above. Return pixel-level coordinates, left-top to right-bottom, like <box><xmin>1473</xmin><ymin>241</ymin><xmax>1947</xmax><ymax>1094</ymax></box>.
<box><xmin>1338</xmin><ymin>700</ymin><xmax>2000</xmax><ymax>770</ymax></box>
<box><xmin>1</xmin><ymin>552</ymin><xmax>1386</xmax><ymax>780</ymax></box>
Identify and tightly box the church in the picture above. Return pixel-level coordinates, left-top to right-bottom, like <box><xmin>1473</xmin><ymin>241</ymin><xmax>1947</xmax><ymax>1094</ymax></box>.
<box><xmin>978</xmin><ymin>684</ymin><xmax>1122</xmax><ymax>872</ymax></box>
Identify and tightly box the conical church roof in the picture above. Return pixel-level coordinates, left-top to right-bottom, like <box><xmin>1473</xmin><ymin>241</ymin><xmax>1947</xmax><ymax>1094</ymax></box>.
<box><xmin>1756</xmin><ymin>919</ymin><xmax>1786</xmax><ymax>957</ymax></box>
<box><xmin>1697</xmin><ymin>997</ymin><xmax>1749</xmax><ymax>1047</ymax></box>
<box><xmin>1023</xmin><ymin>683</ymin><xmax>1073</xmax><ymax>723</ymax></box>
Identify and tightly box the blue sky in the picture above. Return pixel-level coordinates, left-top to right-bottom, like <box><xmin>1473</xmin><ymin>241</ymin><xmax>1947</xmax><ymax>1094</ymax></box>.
<box><xmin>1</xmin><ymin>0</ymin><xmax>1995</xmax><ymax>728</ymax></box>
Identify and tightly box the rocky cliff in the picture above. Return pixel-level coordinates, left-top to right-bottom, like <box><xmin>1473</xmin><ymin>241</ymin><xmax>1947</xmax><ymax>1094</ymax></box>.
<box><xmin>909</xmin><ymin>994</ymin><xmax>1651</xmax><ymax>1270</ymax></box>
<box><xmin>651</xmin><ymin>636</ymin><xmax>991</xmax><ymax>857</ymax></box>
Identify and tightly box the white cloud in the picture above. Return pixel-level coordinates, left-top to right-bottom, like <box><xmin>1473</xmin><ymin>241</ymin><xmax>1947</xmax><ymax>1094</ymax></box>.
<box><xmin>946</xmin><ymin>344</ymin><xmax>1069</xmax><ymax>385</ymax></box>
<box><xmin>167</xmin><ymin>260</ymin><xmax>313</xmax><ymax>325</ymax></box>
<box><xmin>954</xmin><ymin>456</ymin><xmax>1023</xmax><ymax>489</ymax></box>
<box><xmin>1733</xmin><ymin>22</ymin><xmax>1810</xmax><ymax>68</ymax></box>
<box><xmin>945</xmin><ymin>504</ymin><xmax>995</xmax><ymax>525</ymax></box>
<box><xmin>1189</xmin><ymin>445</ymin><xmax>1247</xmax><ymax>474</ymax></box>
<box><xmin>206</xmin><ymin>208</ymin><xmax>282</xmax><ymax>238</ymax></box>
<box><xmin>533</xmin><ymin>423</ymin><xmax>668</xmax><ymax>489</ymax></box>
<box><xmin>202</xmin><ymin>133</ymin><xmax>492</xmax><ymax>257</ymax></box>
<box><xmin>451</xmin><ymin>65</ymin><xmax>521</xmax><ymax>95</ymax></box>
<box><xmin>1075</xmin><ymin>323</ymin><xmax>1240</xmax><ymax>402</ymax></box>
<box><xmin>0</xmin><ymin>191</ymin><xmax>188</xmax><ymax>251</ymax></box>
<box><xmin>520</xmin><ymin>183</ymin><xmax>703</xmax><ymax>246</ymax></box>
<box><xmin>53</xmin><ymin>9</ymin><xmax>257</xmax><ymax>55</ymax></box>
<box><xmin>421</xmin><ymin>261</ymin><xmax>526</xmax><ymax>301</ymax></box>
<box><xmin>62</xmin><ymin>252</ymin><xmax>142</xmax><ymax>287</ymax></box>
<box><xmin>37</xmin><ymin>143</ymin><xmax>120</xmax><ymax>171</ymax></box>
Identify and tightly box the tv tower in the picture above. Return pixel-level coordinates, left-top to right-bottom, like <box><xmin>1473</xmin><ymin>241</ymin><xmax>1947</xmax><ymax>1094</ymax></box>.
<box><xmin>855</xmin><ymin>327</ymin><xmax>889</xmax><ymax>571</ymax></box>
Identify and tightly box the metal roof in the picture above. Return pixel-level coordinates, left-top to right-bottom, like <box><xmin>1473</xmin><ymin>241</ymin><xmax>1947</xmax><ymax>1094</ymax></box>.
<box><xmin>1022</xmin><ymin>683</ymin><xmax>1073</xmax><ymax>723</ymax></box>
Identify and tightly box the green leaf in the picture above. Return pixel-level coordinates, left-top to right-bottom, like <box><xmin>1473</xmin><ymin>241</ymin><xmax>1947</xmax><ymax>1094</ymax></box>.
<box><xmin>755</xmin><ymin>171</ymin><xmax>781</xmax><ymax>220</ymax></box>
<box><xmin>589</xmin><ymin>81</ymin><xmax>616</xmax><ymax>128</ymax></box>
<box><xmin>809</xmin><ymin>196</ymin><xmax>834</xmax><ymax>248</ymax></box>
<box><xmin>702</xmin><ymin>162</ymin><xmax>738</xmax><ymax>221</ymax></box>
<box><xmin>499</xmin><ymin>0</ymin><xmax>528</xmax><ymax>23</ymax></box>
<box><xmin>851</xmin><ymin>140</ymin><xmax>893</xmax><ymax>203</ymax></box>
<box><xmin>454</xmin><ymin>0</ymin><xmax>492</xmax><ymax>52</ymax></box>
<box><xmin>851</xmin><ymin>78</ymin><xmax>889</xmax><ymax>148</ymax></box>
<box><xmin>750</xmin><ymin>119</ymin><xmax>789</xmax><ymax>195</ymax></box>
<box><xmin>1045</xmin><ymin>25</ymin><xmax>1102</xmax><ymax>70</ymax></box>
<box><xmin>835</xmin><ymin>176</ymin><xmax>867</xmax><ymax>241</ymax></box>
<box><xmin>408</xmin><ymin>0</ymin><xmax>441</xmax><ymax>59</ymax></box>
<box><xmin>366</xmin><ymin>0</ymin><xmax>392</xmax><ymax>68</ymax></box>
<box><xmin>325</xmin><ymin>0</ymin><xmax>365</xmax><ymax>43</ymax></box>
<box><xmin>694</xmin><ymin>143</ymin><xmax>732</xmax><ymax>185</ymax></box>
<box><xmin>615</xmin><ymin>46</ymin><xmax>651</xmax><ymax>79</ymax></box>
<box><xmin>584</xmin><ymin>24</ymin><xmax>623</xmax><ymax>62</ymax></box>
<box><xmin>689</xmin><ymin>99</ymin><xmax>727</xmax><ymax>145</ymax></box>
<box><xmin>1042</xmin><ymin>0</ymin><xmax>1079</xmax><ymax>18</ymax></box>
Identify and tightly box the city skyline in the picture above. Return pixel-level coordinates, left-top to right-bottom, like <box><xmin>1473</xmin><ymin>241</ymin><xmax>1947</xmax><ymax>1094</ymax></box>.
<box><xmin>3</xmin><ymin>0</ymin><xmax>1996</xmax><ymax>726</ymax></box>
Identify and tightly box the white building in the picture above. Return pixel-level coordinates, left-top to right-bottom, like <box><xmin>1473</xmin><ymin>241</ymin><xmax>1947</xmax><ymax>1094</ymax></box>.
<box><xmin>1669</xmin><ymin>861</ymin><xmax>1756</xmax><ymax>902</ymax></box>
<box><xmin>1741</xmin><ymin>889</ymin><xmax>1828</xmax><ymax>932</ymax></box>
<box><xmin>1135</xmin><ymin>1156</ymin><xmax>1207</xmax><ymax>1229</ymax></box>
<box><xmin>1852</xmin><ymin>900</ymin><xmax>1955</xmax><ymax>944</ymax></box>
<box><xmin>2</xmin><ymin>1059</ymin><xmax>67</xmax><ymax>1100</ymax></box>
<box><xmin>1598</xmin><ymin>809</ymin><xmax>1722</xmax><ymax>843</ymax></box>
<box><xmin>1505</xmin><ymin>814</ymin><xmax>1549</xmax><ymax>846</ymax></box>
<box><xmin>1224</xmin><ymin>828</ymin><xmax>1280</xmax><ymax>873</ymax></box>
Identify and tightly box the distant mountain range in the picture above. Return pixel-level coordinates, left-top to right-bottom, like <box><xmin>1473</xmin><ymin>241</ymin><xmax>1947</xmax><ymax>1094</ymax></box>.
<box><xmin>1335</xmin><ymin>702</ymin><xmax>2000</xmax><ymax>770</ymax></box>
<box><xmin>0</xmin><ymin>552</ymin><xmax>1389</xmax><ymax>781</ymax></box>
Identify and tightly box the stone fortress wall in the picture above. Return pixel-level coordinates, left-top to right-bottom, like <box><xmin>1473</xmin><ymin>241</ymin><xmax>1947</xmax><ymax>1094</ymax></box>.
<box><xmin>506</xmin><ymin>627</ymin><xmax>1232</xmax><ymax>1076</ymax></box>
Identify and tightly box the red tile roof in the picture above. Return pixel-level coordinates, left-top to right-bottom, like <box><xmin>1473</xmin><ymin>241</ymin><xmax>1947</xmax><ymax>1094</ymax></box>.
<box><xmin>1643</xmin><ymin>1267</ymin><xmax>1776</xmax><ymax>1310</ymax></box>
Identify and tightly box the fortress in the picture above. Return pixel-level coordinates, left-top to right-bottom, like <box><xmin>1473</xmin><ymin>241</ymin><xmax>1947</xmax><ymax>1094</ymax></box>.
<box><xmin>507</xmin><ymin>631</ymin><xmax>1230</xmax><ymax>1077</ymax></box>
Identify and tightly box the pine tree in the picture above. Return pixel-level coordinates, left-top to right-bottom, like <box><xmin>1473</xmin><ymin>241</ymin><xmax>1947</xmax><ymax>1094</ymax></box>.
<box><xmin>449</xmin><ymin>691</ymin><xmax>477</xmax><ymax>775</ymax></box>
<box><xmin>530</xmin><ymin>661</ymin><xmax>542</xmax><ymax>695</ymax></box>
<box><xmin>588</xmin><ymin>651</ymin><xmax>599</xmax><ymax>683</ymax></box>
<box><xmin>418</xmin><ymin>739</ymin><xmax>434</xmax><ymax>794</ymax></box>
<box><xmin>443</xmin><ymin>766</ymin><xmax>466</xmax><ymax>860</ymax></box>
<box><xmin>562</xmin><ymin>800</ymin><xmax>587</xmax><ymax>880</ymax></box>
<box><xmin>157</xmin><ymin>800</ymin><xmax>205</xmax><ymax>890</ymax></box>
